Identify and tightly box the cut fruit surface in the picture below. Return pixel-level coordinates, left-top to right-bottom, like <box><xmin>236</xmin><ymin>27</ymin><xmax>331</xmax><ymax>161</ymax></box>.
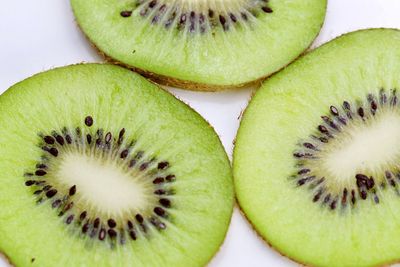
<box><xmin>233</xmin><ymin>29</ymin><xmax>400</xmax><ymax>267</ymax></box>
<box><xmin>0</xmin><ymin>64</ymin><xmax>233</xmax><ymax>267</ymax></box>
<box><xmin>70</xmin><ymin>0</ymin><xmax>326</xmax><ymax>90</ymax></box>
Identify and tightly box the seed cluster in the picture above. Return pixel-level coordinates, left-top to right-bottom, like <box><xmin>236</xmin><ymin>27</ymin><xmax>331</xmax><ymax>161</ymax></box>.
<box><xmin>119</xmin><ymin>0</ymin><xmax>273</xmax><ymax>33</ymax></box>
<box><xmin>24</xmin><ymin>115</ymin><xmax>176</xmax><ymax>246</ymax></box>
<box><xmin>292</xmin><ymin>89</ymin><xmax>400</xmax><ymax>211</ymax></box>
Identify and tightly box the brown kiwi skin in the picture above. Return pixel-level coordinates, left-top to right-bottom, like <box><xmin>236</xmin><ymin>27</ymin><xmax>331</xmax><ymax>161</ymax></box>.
<box><xmin>0</xmin><ymin>62</ymin><xmax>235</xmax><ymax>266</ymax></box>
<box><xmin>73</xmin><ymin>4</ymin><xmax>327</xmax><ymax>92</ymax></box>
<box><xmin>86</xmin><ymin>38</ymin><xmax>263</xmax><ymax>92</ymax></box>
<box><xmin>232</xmin><ymin>28</ymin><xmax>400</xmax><ymax>267</ymax></box>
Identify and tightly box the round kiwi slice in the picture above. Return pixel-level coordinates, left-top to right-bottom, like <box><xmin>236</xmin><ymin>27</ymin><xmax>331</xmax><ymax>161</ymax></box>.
<box><xmin>234</xmin><ymin>29</ymin><xmax>400</xmax><ymax>266</ymax></box>
<box><xmin>70</xmin><ymin>0</ymin><xmax>326</xmax><ymax>91</ymax></box>
<box><xmin>0</xmin><ymin>64</ymin><xmax>233</xmax><ymax>266</ymax></box>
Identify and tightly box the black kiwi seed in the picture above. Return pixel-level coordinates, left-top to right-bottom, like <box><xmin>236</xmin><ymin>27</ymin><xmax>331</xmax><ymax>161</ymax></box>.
<box><xmin>303</xmin><ymin>143</ymin><xmax>315</xmax><ymax>149</ymax></box>
<box><xmin>229</xmin><ymin>13</ymin><xmax>237</xmax><ymax>23</ymax></box>
<box><xmin>342</xmin><ymin>188</ymin><xmax>348</xmax><ymax>205</ymax></box>
<box><xmin>149</xmin><ymin>0</ymin><xmax>157</xmax><ymax>8</ymax></box>
<box><xmin>66</xmin><ymin>215</ymin><xmax>74</xmax><ymax>224</ymax></box>
<box><xmin>84</xmin><ymin>116</ymin><xmax>93</xmax><ymax>127</ymax></box>
<box><xmin>42</xmin><ymin>146</ymin><xmax>58</xmax><ymax>157</ymax></box>
<box><xmin>36</xmin><ymin>163</ymin><xmax>47</xmax><ymax>169</ymax></box>
<box><xmin>86</xmin><ymin>134</ymin><xmax>92</xmax><ymax>144</ymax></box>
<box><xmin>323</xmin><ymin>194</ymin><xmax>331</xmax><ymax>204</ymax></box>
<box><xmin>118</xmin><ymin>128</ymin><xmax>125</xmax><ymax>144</ymax></box>
<box><xmin>351</xmin><ymin>190</ymin><xmax>356</xmax><ymax>204</ymax></box>
<box><xmin>318</xmin><ymin>125</ymin><xmax>328</xmax><ymax>134</ymax></box>
<box><xmin>157</xmin><ymin>161</ymin><xmax>169</xmax><ymax>170</ymax></box>
<box><xmin>34</xmin><ymin>190</ymin><xmax>43</xmax><ymax>195</ymax></box>
<box><xmin>330</xmin><ymin>106</ymin><xmax>339</xmax><ymax>115</ymax></box>
<box><xmin>219</xmin><ymin>15</ymin><xmax>228</xmax><ymax>31</ymax></box>
<box><xmin>35</xmin><ymin>170</ymin><xmax>47</xmax><ymax>176</ymax></box>
<box><xmin>153</xmin><ymin>177</ymin><xmax>164</xmax><ymax>184</ymax></box>
<box><xmin>313</xmin><ymin>190</ymin><xmax>322</xmax><ymax>202</ymax></box>
<box><xmin>330</xmin><ymin>199</ymin><xmax>337</xmax><ymax>210</ymax></box>
<box><xmin>63</xmin><ymin>202</ymin><xmax>74</xmax><ymax>212</ymax></box>
<box><xmin>189</xmin><ymin>11</ymin><xmax>195</xmax><ymax>32</ymax></box>
<box><xmin>52</xmin><ymin>199</ymin><xmax>62</xmax><ymax>208</ymax></box>
<box><xmin>261</xmin><ymin>6</ymin><xmax>273</xmax><ymax>13</ymax></box>
<box><xmin>154</xmin><ymin>207</ymin><xmax>166</xmax><ymax>217</ymax></box>
<box><xmin>108</xmin><ymin>229</ymin><xmax>117</xmax><ymax>239</ymax></box>
<box><xmin>25</xmin><ymin>180</ymin><xmax>35</xmax><ymax>186</ymax></box>
<box><xmin>357</xmin><ymin>107</ymin><xmax>364</xmax><ymax>118</ymax></box>
<box><xmin>55</xmin><ymin>135</ymin><xmax>65</xmax><ymax>145</ymax></box>
<box><xmin>127</xmin><ymin>220</ymin><xmax>133</xmax><ymax>229</ymax></box>
<box><xmin>79</xmin><ymin>211</ymin><xmax>87</xmax><ymax>221</ymax></box>
<box><xmin>129</xmin><ymin>159</ymin><xmax>136</xmax><ymax>167</ymax></box>
<box><xmin>46</xmin><ymin>189</ymin><xmax>57</xmax><ymax>198</ymax></box>
<box><xmin>94</xmin><ymin>218</ymin><xmax>100</xmax><ymax>228</ymax></box>
<box><xmin>150</xmin><ymin>218</ymin><xmax>166</xmax><ymax>230</ymax></box>
<box><xmin>129</xmin><ymin>231</ymin><xmax>137</xmax><ymax>240</ymax></box>
<box><xmin>107</xmin><ymin>219</ymin><xmax>117</xmax><ymax>228</ymax></box>
<box><xmin>44</xmin><ymin>136</ymin><xmax>55</xmax><ymax>144</ymax></box>
<box><xmin>154</xmin><ymin>189</ymin><xmax>166</xmax><ymax>195</ymax></box>
<box><xmin>76</xmin><ymin>127</ymin><xmax>81</xmax><ymax>137</ymax></box>
<box><xmin>69</xmin><ymin>185</ymin><xmax>76</xmax><ymax>196</ymax></box>
<box><xmin>120</xmin><ymin>149</ymin><xmax>129</xmax><ymax>159</ymax></box>
<box><xmin>105</xmin><ymin>132</ymin><xmax>112</xmax><ymax>143</ymax></box>
<box><xmin>298</xmin><ymin>169</ymin><xmax>310</xmax><ymax>175</ymax></box>
<box><xmin>139</xmin><ymin>162</ymin><xmax>149</xmax><ymax>171</ymax></box>
<box><xmin>159</xmin><ymin>198</ymin><xmax>171</xmax><ymax>208</ymax></box>
<box><xmin>66</xmin><ymin>134</ymin><xmax>72</xmax><ymax>144</ymax></box>
<box><xmin>43</xmin><ymin>185</ymin><xmax>51</xmax><ymax>191</ymax></box>
<box><xmin>135</xmin><ymin>214</ymin><xmax>144</xmax><ymax>223</ymax></box>
<box><xmin>99</xmin><ymin>228</ymin><xmax>106</xmax><ymax>240</ymax></box>
<box><xmin>82</xmin><ymin>223</ymin><xmax>89</xmax><ymax>233</ymax></box>
<box><xmin>120</xmin><ymin>10</ymin><xmax>132</xmax><ymax>17</ymax></box>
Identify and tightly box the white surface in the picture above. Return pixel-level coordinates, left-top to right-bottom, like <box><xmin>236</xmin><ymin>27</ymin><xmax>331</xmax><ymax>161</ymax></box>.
<box><xmin>1</xmin><ymin>1</ymin><xmax>400</xmax><ymax>266</ymax></box>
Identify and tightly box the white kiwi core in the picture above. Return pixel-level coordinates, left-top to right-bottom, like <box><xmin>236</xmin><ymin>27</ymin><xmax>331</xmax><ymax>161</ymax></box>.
<box><xmin>56</xmin><ymin>153</ymin><xmax>153</xmax><ymax>217</ymax></box>
<box><xmin>306</xmin><ymin>108</ymin><xmax>400</xmax><ymax>192</ymax></box>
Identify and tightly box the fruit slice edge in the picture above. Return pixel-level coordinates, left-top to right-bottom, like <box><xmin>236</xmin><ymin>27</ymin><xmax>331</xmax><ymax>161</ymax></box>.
<box><xmin>0</xmin><ymin>64</ymin><xmax>234</xmax><ymax>267</ymax></box>
<box><xmin>70</xmin><ymin>0</ymin><xmax>326</xmax><ymax>88</ymax></box>
<box><xmin>234</xmin><ymin>28</ymin><xmax>400</xmax><ymax>267</ymax></box>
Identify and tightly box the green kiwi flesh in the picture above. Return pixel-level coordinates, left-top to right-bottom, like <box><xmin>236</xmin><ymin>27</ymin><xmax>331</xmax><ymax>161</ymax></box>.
<box><xmin>234</xmin><ymin>29</ymin><xmax>400</xmax><ymax>266</ymax></box>
<box><xmin>70</xmin><ymin>0</ymin><xmax>326</xmax><ymax>90</ymax></box>
<box><xmin>0</xmin><ymin>64</ymin><xmax>233</xmax><ymax>266</ymax></box>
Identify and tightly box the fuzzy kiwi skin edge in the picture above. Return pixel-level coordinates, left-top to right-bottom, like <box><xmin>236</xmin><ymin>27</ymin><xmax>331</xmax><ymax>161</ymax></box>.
<box><xmin>232</xmin><ymin>28</ymin><xmax>400</xmax><ymax>267</ymax></box>
<box><xmin>72</xmin><ymin>4</ymin><xmax>327</xmax><ymax>92</ymax></box>
<box><xmin>84</xmin><ymin>36</ymin><xmax>263</xmax><ymax>92</ymax></box>
<box><xmin>0</xmin><ymin>63</ymin><xmax>235</xmax><ymax>267</ymax></box>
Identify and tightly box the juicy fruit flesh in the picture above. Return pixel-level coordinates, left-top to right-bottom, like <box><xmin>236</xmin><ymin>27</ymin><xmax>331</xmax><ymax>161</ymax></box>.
<box><xmin>234</xmin><ymin>29</ymin><xmax>400</xmax><ymax>267</ymax></box>
<box><xmin>0</xmin><ymin>64</ymin><xmax>233</xmax><ymax>267</ymax></box>
<box><xmin>71</xmin><ymin>0</ymin><xmax>326</xmax><ymax>87</ymax></box>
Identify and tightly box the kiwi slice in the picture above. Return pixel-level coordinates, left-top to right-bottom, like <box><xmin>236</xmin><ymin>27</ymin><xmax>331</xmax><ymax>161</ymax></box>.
<box><xmin>0</xmin><ymin>64</ymin><xmax>233</xmax><ymax>266</ymax></box>
<box><xmin>234</xmin><ymin>29</ymin><xmax>400</xmax><ymax>266</ymax></box>
<box><xmin>70</xmin><ymin>0</ymin><xmax>326</xmax><ymax>91</ymax></box>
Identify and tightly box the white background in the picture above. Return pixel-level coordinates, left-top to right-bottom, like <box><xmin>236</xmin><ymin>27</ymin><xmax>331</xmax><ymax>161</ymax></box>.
<box><xmin>1</xmin><ymin>0</ymin><xmax>400</xmax><ymax>266</ymax></box>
